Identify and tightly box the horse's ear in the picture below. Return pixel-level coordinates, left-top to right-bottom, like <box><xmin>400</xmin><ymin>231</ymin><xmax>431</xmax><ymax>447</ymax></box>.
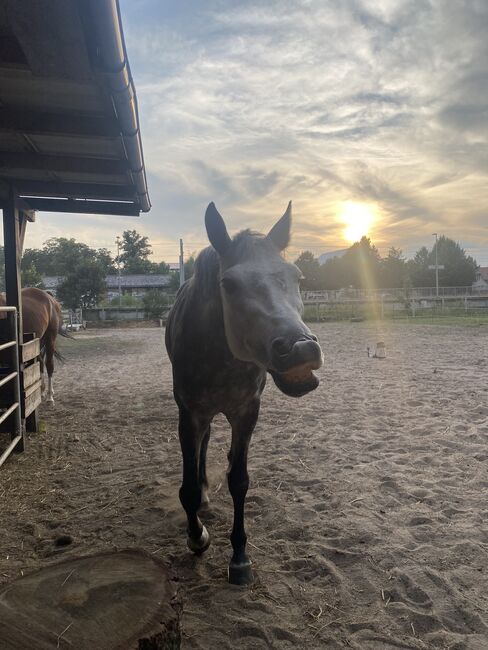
<box><xmin>267</xmin><ymin>201</ymin><xmax>292</xmax><ymax>251</ymax></box>
<box><xmin>205</xmin><ymin>202</ymin><xmax>232</xmax><ymax>255</ymax></box>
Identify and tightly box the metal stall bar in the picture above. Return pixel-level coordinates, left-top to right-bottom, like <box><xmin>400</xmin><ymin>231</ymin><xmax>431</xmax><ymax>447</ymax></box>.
<box><xmin>0</xmin><ymin>307</ymin><xmax>24</xmax><ymax>467</ymax></box>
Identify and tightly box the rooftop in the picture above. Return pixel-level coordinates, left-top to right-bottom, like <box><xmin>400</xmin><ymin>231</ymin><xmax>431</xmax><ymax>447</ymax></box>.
<box><xmin>0</xmin><ymin>0</ymin><xmax>150</xmax><ymax>216</ymax></box>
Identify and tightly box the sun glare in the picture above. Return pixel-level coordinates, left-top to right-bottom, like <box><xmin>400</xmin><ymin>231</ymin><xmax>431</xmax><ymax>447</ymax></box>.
<box><xmin>341</xmin><ymin>201</ymin><xmax>376</xmax><ymax>243</ymax></box>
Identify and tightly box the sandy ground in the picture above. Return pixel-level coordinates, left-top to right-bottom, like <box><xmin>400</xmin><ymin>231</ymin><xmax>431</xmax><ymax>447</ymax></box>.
<box><xmin>1</xmin><ymin>322</ymin><xmax>488</xmax><ymax>649</ymax></box>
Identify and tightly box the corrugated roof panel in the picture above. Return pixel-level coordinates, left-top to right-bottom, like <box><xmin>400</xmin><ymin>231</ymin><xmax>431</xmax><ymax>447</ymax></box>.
<box><xmin>0</xmin><ymin>73</ymin><xmax>105</xmax><ymax>113</ymax></box>
<box><xmin>55</xmin><ymin>171</ymin><xmax>129</xmax><ymax>185</ymax></box>
<box><xmin>0</xmin><ymin>132</ymin><xmax>31</xmax><ymax>151</ymax></box>
<box><xmin>29</xmin><ymin>134</ymin><xmax>123</xmax><ymax>158</ymax></box>
<box><xmin>0</xmin><ymin>0</ymin><xmax>150</xmax><ymax>215</ymax></box>
<box><xmin>1</xmin><ymin>168</ymin><xmax>54</xmax><ymax>180</ymax></box>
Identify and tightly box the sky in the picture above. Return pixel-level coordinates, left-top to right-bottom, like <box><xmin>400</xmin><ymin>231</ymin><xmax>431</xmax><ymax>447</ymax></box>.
<box><xmin>24</xmin><ymin>0</ymin><xmax>488</xmax><ymax>264</ymax></box>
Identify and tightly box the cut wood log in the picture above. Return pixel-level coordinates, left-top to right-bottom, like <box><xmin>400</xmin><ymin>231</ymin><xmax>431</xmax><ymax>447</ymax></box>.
<box><xmin>0</xmin><ymin>550</ymin><xmax>181</xmax><ymax>649</ymax></box>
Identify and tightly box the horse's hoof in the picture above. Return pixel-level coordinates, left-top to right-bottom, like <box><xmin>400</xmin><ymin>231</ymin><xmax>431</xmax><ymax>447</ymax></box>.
<box><xmin>228</xmin><ymin>559</ymin><xmax>253</xmax><ymax>586</ymax></box>
<box><xmin>46</xmin><ymin>398</ymin><xmax>55</xmax><ymax>406</ymax></box>
<box><xmin>187</xmin><ymin>525</ymin><xmax>210</xmax><ymax>556</ymax></box>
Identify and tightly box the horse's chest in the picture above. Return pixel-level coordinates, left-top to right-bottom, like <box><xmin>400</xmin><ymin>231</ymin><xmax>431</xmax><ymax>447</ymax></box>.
<box><xmin>181</xmin><ymin>365</ymin><xmax>265</xmax><ymax>415</ymax></box>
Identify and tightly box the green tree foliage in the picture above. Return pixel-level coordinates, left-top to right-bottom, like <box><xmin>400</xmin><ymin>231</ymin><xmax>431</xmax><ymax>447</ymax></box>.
<box><xmin>21</xmin><ymin>263</ymin><xmax>44</xmax><ymax>288</ymax></box>
<box><xmin>407</xmin><ymin>237</ymin><xmax>477</xmax><ymax>287</ymax></box>
<box><xmin>380</xmin><ymin>247</ymin><xmax>406</xmax><ymax>289</ymax></box>
<box><xmin>294</xmin><ymin>251</ymin><xmax>321</xmax><ymax>290</ymax></box>
<box><xmin>95</xmin><ymin>248</ymin><xmax>117</xmax><ymax>274</ymax></box>
<box><xmin>119</xmin><ymin>230</ymin><xmax>153</xmax><ymax>274</ymax></box>
<box><xmin>57</xmin><ymin>260</ymin><xmax>107</xmax><ymax>310</ymax></box>
<box><xmin>319</xmin><ymin>237</ymin><xmax>381</xmax><ymax>290</ymax></box>
<box><xmin>142</xmin><ymin>289</ymin><xmax>171</xmax><ymax>318</ymax></box>
<box><xmin>22</xmin><ymin>238</ymin><xmax>116</xmax><ymax>276</ymax></box>
<box><xmin>296</xmin><ymin>235</ymin><xmax>476</xmax><ymax>291</ymax></box>
<box><xmin>406</xmin><ymin>246</ymin><xmax>431</xmax><ymax>286</ymax></box>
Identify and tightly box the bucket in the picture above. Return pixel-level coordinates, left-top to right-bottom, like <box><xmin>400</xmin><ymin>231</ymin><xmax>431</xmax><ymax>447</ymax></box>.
<box><xmin>375</xmin><ymin>341</ymin><xmax>386</xmax><ymax>359</ymax></box>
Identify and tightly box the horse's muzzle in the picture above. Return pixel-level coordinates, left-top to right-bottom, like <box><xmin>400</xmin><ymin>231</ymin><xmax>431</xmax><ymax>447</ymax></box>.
<box><xmin>268</xmin><ymin>336</ymin><xmax>323</xmax><ymax>397</ymax></box>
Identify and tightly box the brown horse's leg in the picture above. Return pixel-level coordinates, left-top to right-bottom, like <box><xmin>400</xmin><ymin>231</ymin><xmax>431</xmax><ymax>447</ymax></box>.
<box><xmin>44</xmin><ymin>333</ymin><xmax>56</xmax><ymax>404</ymax></box>
<box><xmin>178</xmin><ymin>404</ymin><xmax>211</xmax><ymax>554</ymax></box>
<box><xmin>226</xmin><ymin>399</ymin><xmax>260</xmax><ymax>585</ymax></box>
<box><xmin>39</xmin><ymin>349</ymin><xmax>46</xmax><ymax>395</ymax></box>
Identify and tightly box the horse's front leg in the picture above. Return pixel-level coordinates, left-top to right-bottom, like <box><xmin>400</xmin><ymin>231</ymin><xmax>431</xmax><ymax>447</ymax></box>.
<box><xmin>178</xmin><ymin>404</ymin><xmax>211</xmax><ymax>555</ymax></box>
<box><xmin>227</xmin><ymin>399</ymin><xmax>260</xmax><ymax>585</ymax></box>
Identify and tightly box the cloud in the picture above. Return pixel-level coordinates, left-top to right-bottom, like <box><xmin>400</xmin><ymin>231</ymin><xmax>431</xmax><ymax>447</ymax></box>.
<box><xmin>19</xmin><ymin>0</ymin><xmax>488</xmax><ymax>266</ymax></box>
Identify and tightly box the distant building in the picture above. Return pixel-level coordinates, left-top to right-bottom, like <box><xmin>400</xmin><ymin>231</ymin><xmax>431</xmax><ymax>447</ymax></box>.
<box><xmin>43</xmin><ymin>274</ymin><xmax>172</xmax><ymax>299</ymax></box>
<box><xmin>473</xmin><ymin>267</ymin><xmax>488</xmax><ymax>290</ymax></box>
<box><xmin>318</xmin><ymin>249</ymin><xmax>348</xmax><ymax>265</ymax></box>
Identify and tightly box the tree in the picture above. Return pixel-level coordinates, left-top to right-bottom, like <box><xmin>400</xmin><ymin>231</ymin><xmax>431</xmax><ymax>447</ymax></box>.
<box><xmin>294</xmin><ymin>251</ymin><xmax>321</xmax><ymax>290</ymax></box>
<box><xmin>337</xmin><ymin>237</ymin><xmax>381</xmax><ymax>290</ymax></box>
<box><xmin>379</xmin><ymin>247</ymin><xmax>406</xmax><ymax>288</ymax></box>
<box><xmin>22</xmin><ymin>238</ymin><xmax>115</xmax><ymax>277</ymax></box>
<box><xmin>407</xmin><ymin>237</ymin><xmax>477</xmax><ymax>287</ymax></box>
<box><xmin>21</xmin><ymin>263</ymin><xmax>44</xmax><ymax>288</ymax></box>
<box><xmin>152</xmin><ymin>261</ymin><xmax>170</xmax><ymax>275</ymax></box>
<box><xmin>434</xmin><ymin>236</ymin><xmax>477</xmax><ymax>286</ymax></box>
<box><xmin>57</xmin><ymin>260</ymin><xmax>106</xmax><ymax>310</ymax></box>
<box><xmin>119</xmin><ymin>230</ymin><xmax>153</xmax><ymax>274</ymax></box>
<box><xmin>319</xmin><ymin>255</ymin><xmax>344</xmax><ymax>290</ymax></box>
<box><xmin>142</xmin><ymin>289</ymin><xmax>171</xmax><ymax>319</ymax></box>
<box><xmin>406</xmin><ymin>246</ymin><xmax>431</xmax><ymax>287</ymax></box>
<box><xmin>95</xmin><ymin>248</ymin><xmax>117</xmax><ymax>274</ymax></box>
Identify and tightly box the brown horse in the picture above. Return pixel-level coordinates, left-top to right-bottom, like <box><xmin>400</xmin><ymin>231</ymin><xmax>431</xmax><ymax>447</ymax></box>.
<box><xmin>0</xmin><ymin>287</ymin><xmax>67</xmax><ymax>404</ymax></box>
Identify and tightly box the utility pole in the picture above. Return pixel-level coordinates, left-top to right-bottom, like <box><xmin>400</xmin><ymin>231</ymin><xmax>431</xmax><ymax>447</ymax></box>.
<box><xmin>179</xmin><ymin>238</ymin><xmax>185</xmax><ymax>288</ymax></box>
<box><xmin>429</xmin><ymin>233</ymin><xmax>444</xmax><ymax>298</ymax></box>
<box><xmin>116</xmin><ymin>235</ymin><xmax>122</xmax><ymax>306</ymax></box>
<box><xmin>433</xmin><ymin>233</ymin><xmax>439</xmax><ymax>297</ymax></box>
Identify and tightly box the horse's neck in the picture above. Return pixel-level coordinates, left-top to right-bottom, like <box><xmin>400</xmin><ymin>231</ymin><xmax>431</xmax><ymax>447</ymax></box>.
<box><xmin>189</xmin><ymin>273</ymin><xmax>225</xmax><ymax>336</ymax></box>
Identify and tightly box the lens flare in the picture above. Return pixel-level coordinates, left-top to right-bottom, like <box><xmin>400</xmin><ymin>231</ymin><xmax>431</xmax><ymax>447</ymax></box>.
<box><xmin>341</xmin><ymin>201</ymin><xmax>375</xmax><ymax>243</ymax></box>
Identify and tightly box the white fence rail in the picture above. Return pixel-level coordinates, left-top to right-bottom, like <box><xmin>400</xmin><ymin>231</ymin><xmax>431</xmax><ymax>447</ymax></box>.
<box><xmin>301</xmin><ymin>286</ymin><xmax>488</xmax><ymax>303</ymax></box>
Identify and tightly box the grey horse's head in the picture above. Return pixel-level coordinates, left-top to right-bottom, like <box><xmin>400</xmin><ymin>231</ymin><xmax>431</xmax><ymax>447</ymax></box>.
<box><xmin>205</xmin><ymin>202</ymin><xmax>323</xmax><ymax>397</ymax></box>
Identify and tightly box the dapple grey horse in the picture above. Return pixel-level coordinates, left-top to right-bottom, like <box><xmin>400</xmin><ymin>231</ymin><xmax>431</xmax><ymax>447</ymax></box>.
<box><xmin>165</xmin><ymin>202</ymin><xmax>323</xmax><ymax>584</ymax></box>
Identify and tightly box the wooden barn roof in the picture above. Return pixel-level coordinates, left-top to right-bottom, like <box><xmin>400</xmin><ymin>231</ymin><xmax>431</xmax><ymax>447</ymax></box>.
<box><xmin>0</xmin><ymin>0</ymin><xmax>150</xmax><ymax>216</ymax></box>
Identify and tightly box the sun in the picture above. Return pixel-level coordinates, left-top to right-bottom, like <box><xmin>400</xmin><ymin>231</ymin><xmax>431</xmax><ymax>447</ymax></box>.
<box><xmin>340</xmin><ymin>201</ymin><xmax>376</xmax><ymax>243</ymax></box>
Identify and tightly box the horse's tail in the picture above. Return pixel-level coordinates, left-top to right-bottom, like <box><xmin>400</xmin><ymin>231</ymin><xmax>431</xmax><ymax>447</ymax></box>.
<box><xmin>40</xmin><ymin>340</ymin><xmax>66</xmax><ymax>363</ymax></box>
<box><xmin>58</xmin><ymin>327</ymin><xmax>75</xmax><ymax>341</ymax></box>
<box><xmin>53</xmin><ymin>348</ymin><xmax>66</xmax><ymax>362</ymax></box>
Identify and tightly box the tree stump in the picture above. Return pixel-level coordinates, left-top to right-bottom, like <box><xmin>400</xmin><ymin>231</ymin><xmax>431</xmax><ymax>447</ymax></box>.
<box><xmin>0</xmin><ymin>550</ymin><xmax>180</xmax><ymax>649</ymax></box>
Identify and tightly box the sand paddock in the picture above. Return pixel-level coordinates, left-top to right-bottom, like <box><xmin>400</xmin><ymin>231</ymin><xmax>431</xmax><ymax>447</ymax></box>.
<box><xmin>1</xmin><ymin>323</ymin><xmax>487</xmax><ymax>649</ymax></box>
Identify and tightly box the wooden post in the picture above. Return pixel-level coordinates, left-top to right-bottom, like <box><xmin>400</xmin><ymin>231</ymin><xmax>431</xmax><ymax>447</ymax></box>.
<box><xmin>2</xmin><ymin>190</ymin><xmax>26</xmax><ymax>450</ymax></box>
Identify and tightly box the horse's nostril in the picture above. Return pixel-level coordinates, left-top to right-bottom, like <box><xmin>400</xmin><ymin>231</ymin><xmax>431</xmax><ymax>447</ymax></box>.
<box><xmin>271</xmin><ymin>337</ymin><xmax>292</xmax><ymax>357</ymax></box>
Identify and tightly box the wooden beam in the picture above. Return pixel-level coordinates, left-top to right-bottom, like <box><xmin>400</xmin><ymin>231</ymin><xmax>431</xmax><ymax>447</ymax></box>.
<box><xmin>10</xmin><ymin>179</ymin><xmax>136</xmax><ymax>201</ymax></box>
<box><xmin>0</xmin><ymin>107</ymin><xmax>120</xmax><ymax>138</ymax></box>
<box><xmin>0</xmin><ymin>152</ymin><xmax>129</xmax><ymax>175</ymax></box>
<box><xmin>18</xmin><ymin>210</ymin><xmax>33</xmax><ymax>253</ymax></box>
<box><xmin>22</xmin><ymin>197</ymin><xmax>140</xmax><ymax>216</ymax></box>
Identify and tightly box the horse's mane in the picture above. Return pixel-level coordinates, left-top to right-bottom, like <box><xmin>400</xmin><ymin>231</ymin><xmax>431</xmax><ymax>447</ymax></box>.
<box><xmin>192</xmin><ymin>230</ymin><xmax>278</xmax><ymax>297</ymax></box>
